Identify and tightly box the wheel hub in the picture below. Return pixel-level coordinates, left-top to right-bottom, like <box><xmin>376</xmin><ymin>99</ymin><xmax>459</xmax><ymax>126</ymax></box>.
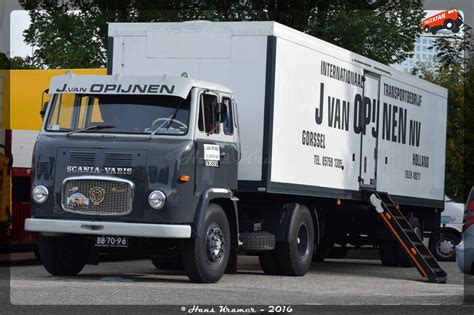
<box><xmin>296</xmin><ymin>223</ymin><xmax>310</xmax><ymax>259</ymax></box>
<box><xmin>206</xmin><ymin>224</ymin><xmax>225</xmax><ymax>264</ymax></box>
<box><xmin>437</xmin><ymin>239</ymin><xmax>455</xmax><ymax>257</ymax></box>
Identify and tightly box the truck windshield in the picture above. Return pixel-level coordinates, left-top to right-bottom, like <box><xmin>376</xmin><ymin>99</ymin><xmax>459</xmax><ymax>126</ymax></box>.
<box><xmin>45</xmin><ymin>93</ymin><xmax>191</xmax><ymax>135</ymax></box>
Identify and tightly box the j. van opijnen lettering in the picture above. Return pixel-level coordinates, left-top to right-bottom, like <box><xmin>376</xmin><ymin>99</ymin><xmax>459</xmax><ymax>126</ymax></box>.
<box><xmin>56</xmin><ymin>84</ymin><xmax>175</xmax><ymax>94</ymax></box>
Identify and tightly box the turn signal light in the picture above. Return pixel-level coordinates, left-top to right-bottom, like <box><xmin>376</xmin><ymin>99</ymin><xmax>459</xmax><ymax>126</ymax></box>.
<box><xmin>462</xmin><ymin>200</ymin><xmax>474</xmax><ymax>232</ymax></box>
<box><xmin>179</xmin><ymin>175</ymin><xmax>190</xmax><ymax>182</ymax></box>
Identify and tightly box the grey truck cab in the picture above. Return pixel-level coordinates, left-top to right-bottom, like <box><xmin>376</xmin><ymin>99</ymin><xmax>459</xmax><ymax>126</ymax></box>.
<box><xmin>25</xmin><ymin>72</ymin><xmax>240</xmax><ymax>283</ymax></box>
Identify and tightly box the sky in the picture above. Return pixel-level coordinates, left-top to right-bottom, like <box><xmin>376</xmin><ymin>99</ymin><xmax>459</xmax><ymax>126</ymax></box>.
<box><xmin>4</xmin><ymin>2</ymin><xmax>472</xmax><ymax>58</ymax></box>
<box><xmin>10</xmin><ymin>10</ymin><xmax>31</xmax><ymax>58</ymax></box>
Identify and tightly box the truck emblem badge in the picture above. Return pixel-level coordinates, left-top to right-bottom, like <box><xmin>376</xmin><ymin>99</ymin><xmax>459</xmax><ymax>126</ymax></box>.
<box><xmin>89</xmin><ymin>187</ymin><xmax>106</xmax><ymax>205</ymax></box>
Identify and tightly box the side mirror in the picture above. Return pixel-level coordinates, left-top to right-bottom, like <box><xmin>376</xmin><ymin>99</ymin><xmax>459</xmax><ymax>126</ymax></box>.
<box><xmin>40</xmin><ymin>89</ymin><xmax>49</xmax><ymax>118</ymax></box>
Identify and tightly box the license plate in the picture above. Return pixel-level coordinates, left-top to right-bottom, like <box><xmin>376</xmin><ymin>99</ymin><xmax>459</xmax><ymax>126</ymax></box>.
<box><xmin>95</xmin><ymin>236</ymin><xmax>128</xmax><ymax>248</ymax></box>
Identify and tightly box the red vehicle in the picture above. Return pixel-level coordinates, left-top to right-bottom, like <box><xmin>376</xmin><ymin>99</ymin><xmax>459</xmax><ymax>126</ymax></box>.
<box><xmin>422</xmin><ymin>8</ymin><xmax>463</xmax><ymax>35</ymax></box>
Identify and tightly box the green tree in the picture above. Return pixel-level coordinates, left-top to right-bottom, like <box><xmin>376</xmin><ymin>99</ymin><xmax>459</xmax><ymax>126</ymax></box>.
<box><xmin>0</xmin><ymin>53</ymin><xmax>38</xmax><ymax>69</ymax></box>
<box><xmin>412</xmin><ymin>30</ymin><xmax>473</xmax><ymax>200</ymax></box>
<box><xmin>19</xmin><ymin>0</ymin><xmax>425</xmax><ymax>68</ymax></box>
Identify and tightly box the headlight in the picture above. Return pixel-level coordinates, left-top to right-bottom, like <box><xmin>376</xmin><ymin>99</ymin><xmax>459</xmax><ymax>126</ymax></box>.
<box><xmin>32</xmin><ymin>185</ymin><xmax>49</xmax><ymax>204</ymax></box>
<box><xmin>148</xmin><ymin>190</ymin><xmax>166</xmax><ymax>209</ymax></box>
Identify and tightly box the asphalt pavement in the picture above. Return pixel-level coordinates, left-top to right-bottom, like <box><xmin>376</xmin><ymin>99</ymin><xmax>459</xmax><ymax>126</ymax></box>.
<box><xmin>5</xmin><ymin>249</ymin><xmax>467</xmax><ymax>306</ymax></box>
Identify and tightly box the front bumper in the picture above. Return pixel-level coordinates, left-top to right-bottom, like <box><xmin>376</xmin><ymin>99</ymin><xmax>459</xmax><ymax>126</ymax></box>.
<box><xmin>25</xmin><ymin>218</ymin><xmax>191</xmax><ymax>238</ymax></box>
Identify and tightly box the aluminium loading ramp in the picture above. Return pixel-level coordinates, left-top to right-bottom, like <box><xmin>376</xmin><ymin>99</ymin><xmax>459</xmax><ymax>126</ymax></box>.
<box><xmin>370</xmin><ymin>192</ymin><xmax>447</xmax><ymax>283</ymax></box>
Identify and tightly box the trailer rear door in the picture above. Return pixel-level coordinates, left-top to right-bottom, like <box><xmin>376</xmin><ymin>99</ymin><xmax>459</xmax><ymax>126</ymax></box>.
<box><xmin>359</xmin><ymin>72</ymin><xmax>380</xmax><ymax>188</ymax></box>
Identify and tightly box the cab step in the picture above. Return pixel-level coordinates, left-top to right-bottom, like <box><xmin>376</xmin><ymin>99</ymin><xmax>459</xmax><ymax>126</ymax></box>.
<box><xmin>370</xmin><ymin>192</ymin><xmax>447</xmax><ymax>283</ymax></box>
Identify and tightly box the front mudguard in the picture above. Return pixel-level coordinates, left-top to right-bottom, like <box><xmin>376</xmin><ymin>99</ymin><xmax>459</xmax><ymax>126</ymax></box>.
<box><xmin>191</xmin><ymin>188</ymin><xmax>238</xmax><ymax>238</ymax></box>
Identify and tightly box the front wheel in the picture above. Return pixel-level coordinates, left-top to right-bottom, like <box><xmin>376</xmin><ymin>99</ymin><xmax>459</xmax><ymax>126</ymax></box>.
<box><xmin>379</xmin><ymin>240</ymin><xmax>399</xmax><ymax>267</ymax></box>
<box><xmin>182</xmin><ymin>203</ymin><xmax>230</xmax><ymax>283</ymax></box>
<box><xmin>444</xmin><ymin>19</ymin><xmax>455</xmax><ymax>30</ymax></box>
<box><xmin>429</xmin><ymin>232</ymin><xmax>460</xmax><ymax>261</ymax></box>
<box><xmin>39</xmin><ymin>235</ymin><xmax>89</xmax><ymax>276</ymax></box>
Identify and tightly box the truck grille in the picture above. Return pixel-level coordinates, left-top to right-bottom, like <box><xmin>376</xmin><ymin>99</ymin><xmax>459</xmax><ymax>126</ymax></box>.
<box><xmin>62</xmin><ymin>176</ymin><xmax>134</xmax><ymax>215</ymax></box>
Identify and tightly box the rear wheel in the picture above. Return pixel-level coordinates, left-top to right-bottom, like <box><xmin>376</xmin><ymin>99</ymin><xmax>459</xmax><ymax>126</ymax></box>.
<box><xmin>379</xmin><ymin>216</ymin><xmax>422</xmax><ymax>267</ymax></box>
<box><xmin>398</xmin><ymin>217</ymin><xmax>422</xmax><ymax>267</ymax></box>
<box><xmin>39</xmin><ymin>235</ymin><xmax>89</xmax><ymax>276</ymax></box>
<box><xmin>259</xmin><ymin>250</ymin><xmax>280</xmax><ymax>275</ymax></box>
<box><xmin>182</xmin><ymin>203</ymin><xmax>230</xmax><ymax>283</ymax></box>
<box><xmin>277</xmin><ymin>205</ymin><xmax>314</xmax><ymax>276</ymax></box>
<box><xmin>379</xmin><ymin>240</ymin><xmax>399</xmax><ymax>267</ymax></box>
<box><xmin>312</xmin><ymin>238</ymin><xmax>333</xmax><ymax>262</ymax></box>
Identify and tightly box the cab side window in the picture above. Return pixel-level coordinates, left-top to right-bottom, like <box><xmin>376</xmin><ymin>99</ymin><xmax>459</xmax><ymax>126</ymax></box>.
<box><xmin>222</xmin><ymin>97</ymin><xmax>233</xmax><ymax>135</ymax></box>
<box><xmin>198</xmin><ymin>93</ymin><xmax>219</xmax><ymax>134</ymax></box>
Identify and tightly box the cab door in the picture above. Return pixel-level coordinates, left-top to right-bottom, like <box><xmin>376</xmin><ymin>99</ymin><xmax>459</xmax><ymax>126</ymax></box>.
<box><xmin>359</xmin><ymin>72</ymin><xmax>380</xmax><ymax>189</ymax></box>
<box><xmin>195</xmin><ymin>90</ymin><xmax>238</xmax><ymax>192</ymax></box>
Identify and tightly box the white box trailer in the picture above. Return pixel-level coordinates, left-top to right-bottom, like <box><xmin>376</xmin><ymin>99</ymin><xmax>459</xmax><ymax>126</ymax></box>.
<box><xmin>109</xmin><ymin>21</ymin><xmax>447</xmax><ymax>206</ymax></box>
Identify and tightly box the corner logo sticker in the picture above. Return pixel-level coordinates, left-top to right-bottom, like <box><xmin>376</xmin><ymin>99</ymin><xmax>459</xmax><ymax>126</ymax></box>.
<box><xmin>421</xmin><ymin>8</ymin><xmax>464</xmax><ymax>35</ymax></box>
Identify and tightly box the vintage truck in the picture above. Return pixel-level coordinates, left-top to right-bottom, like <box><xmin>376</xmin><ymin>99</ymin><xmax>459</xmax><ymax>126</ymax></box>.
<box><xmin>25</xmin><ymin>22</ymin><xmax>448</xmax><ymax>283</ymax></box>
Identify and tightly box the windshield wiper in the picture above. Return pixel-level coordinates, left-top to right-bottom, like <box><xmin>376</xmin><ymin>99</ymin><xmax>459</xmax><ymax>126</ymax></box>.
<box><xmin>66</xmin><ymin>124</ymin><xmax>116</xmax><ymax>137</ymax></box>
<box><xmin>149</xmin><ymin>99</ymin><xmax>187</xmax><ymax>137</ymax></box>
<box><xmin>164</xmin><ymin>100</ymin><xmax>184</xmax><ymax>129</ymax></box>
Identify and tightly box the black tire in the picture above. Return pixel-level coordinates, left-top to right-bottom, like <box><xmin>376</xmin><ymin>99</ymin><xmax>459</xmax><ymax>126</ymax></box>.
<box><xmin>39</xmin><ymin>235</ymin><xmax>88</xmax><ymax>276</ymax></box>
<box><xmin>151</xmin><ymin>255</ymin><xmax>183</xmax><ymax>270</ymax></box>
<box><xmin>328</xmin><ymin>245</ymin><xmax>349</xmax><ymax>259</ymax></box>
<box><xmin>398</xmin><ymin>217</ymin><xmax>422</xmax><ymax>267</ymax></box>
<box><xmin>312</xmin><ymin>239</ymin><xmax>333</xmax><ymax>262</ymax></box>
<box><xmin>423</xmin><ymin>26</ymin><xmax>430</xmax><ymax>33</ymax></box>
<box><xmin>429</xmin><ymin>232</ymin><xmax>460</xmax><ymax>261</ymax></box>
<box><xmin>379</xmin><ymin>240</ymin><xmax>399</xmax><ymax>267</ymax></box>
<box><xmin>259</xmin><ymin>250</ymin><xmax>280</xmax><ymax>275</ymax></box>
<box><xmin>277</xmin><ymin>205</ymin><xmax>314</xmax><ymax>276</ymax></box>
<box><xmin>444</xmin><ymin>19</ymin><xmax>455</xmax><ymax>30</ymax></box>
<box><xmin>181</xmin><ymin>203</ymin><xmax>230</xmax><ymax>283</ymax></box>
